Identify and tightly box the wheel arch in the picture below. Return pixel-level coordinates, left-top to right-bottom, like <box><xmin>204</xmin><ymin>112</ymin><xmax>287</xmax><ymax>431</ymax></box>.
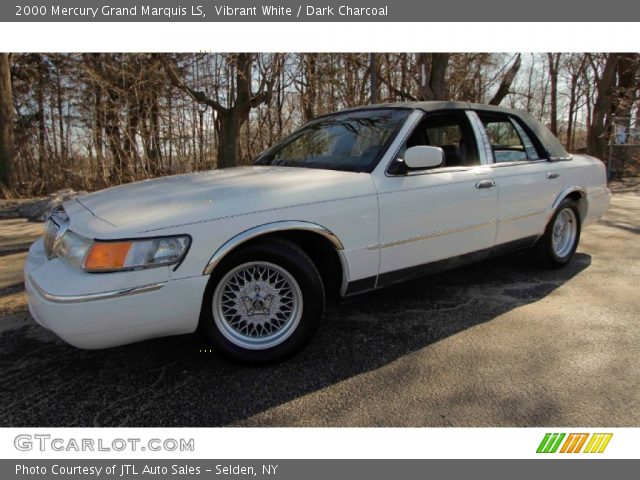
<box><xmin>550</xmin><ymin>186</ymin><xmax>588</xmax><ymax>222</ymax></box>
<box><xmin>202</xmin><ymin>221</ymin><xmax>348</xmax><ymax>298</ymax></box>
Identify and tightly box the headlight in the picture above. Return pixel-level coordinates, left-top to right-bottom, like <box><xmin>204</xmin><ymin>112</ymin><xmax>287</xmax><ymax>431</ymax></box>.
<box><xmin>54</xmin><ymin>230</ymin><xmax>93</xmax><ymax>269</ymax></box>
<box><xmin>83</xmin><ymin>236</ymin><xmax>191</xmax><ymax>272</ymax></box>
<box><xmin>51</xmin><ymin>231</ymin><xmax>190</xmax><ymax>272</ymax></box>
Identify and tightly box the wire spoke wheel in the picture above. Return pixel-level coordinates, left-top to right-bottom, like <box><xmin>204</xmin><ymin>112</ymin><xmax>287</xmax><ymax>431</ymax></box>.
<box><xmin>212</xmin><ymin>261</ymin><xmax>303</xmax><ymax>350</ymax></box>
<box><xmin>551</xmin><ymin>208</ymin><xmax>577</xmax><ymax>258</ymax></box>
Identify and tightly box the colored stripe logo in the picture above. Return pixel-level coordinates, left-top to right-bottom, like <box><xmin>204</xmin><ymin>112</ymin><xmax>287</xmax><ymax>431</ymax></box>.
<box><xmin>537</xmin><ymin>433</ymin><xmax>612</xmax><ymax>454</ymax></box>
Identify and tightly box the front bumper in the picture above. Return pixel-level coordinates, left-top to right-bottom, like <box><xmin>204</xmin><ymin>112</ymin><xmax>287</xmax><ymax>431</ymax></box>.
<box><xmin>25</xmin><ymin>239</ymin><xmax>208</xmax><ymax>349</ymax></box>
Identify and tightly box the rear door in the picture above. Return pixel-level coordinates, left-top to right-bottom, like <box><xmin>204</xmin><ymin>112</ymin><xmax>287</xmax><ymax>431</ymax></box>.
<box><xmin>472</xmin><ymin>110</ymin><xmax>559</xmax><ymax>246</ymax></box>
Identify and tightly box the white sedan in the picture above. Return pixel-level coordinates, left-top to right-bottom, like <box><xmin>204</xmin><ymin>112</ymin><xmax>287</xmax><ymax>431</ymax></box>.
<box><xmin>25</xmin><ymin>101</ymin><xmax>611</xmax><ymax>363</ymax></box>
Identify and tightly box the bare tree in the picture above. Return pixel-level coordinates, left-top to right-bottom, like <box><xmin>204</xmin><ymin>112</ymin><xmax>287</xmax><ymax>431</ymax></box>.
<box><xmin>0</xmin><ymin>53</ymin><xmax>13</xmax><ymax>197</ymax></box>
<box><xmin>166</xmin><ymin>53</ymin><xmax>276</xmax><ymax>168</ymax></box>
<box><xmin>369</xmin><ymin>53</ymin><xmax>378</xmax><ymax>104</ymax></box>
<box><xmin>565</xmin><ymin>54</ymin><xmax>587</xmax><ymax>150</ymax></box>
<box><xmin>3</xmin><ymin>52</ymin><xmax>639</xmax><ymax>197</ymax></box>
<box><xmin>299</xmin><ymin>53</ymin><xmax>318</xmax><ymax>122</ymax></box>
<box><xmin>547</xmin><ymin>53</ymin><xmax>562</xmax><ymax>135</ymax></box>
<box><xmin>615</xmin><ymin>53</ymin><xmax>640</xmax><ymax>132</ymax></box>
<box><xmin>588</xmin><ymin>53</ymin><xmax>619</xmax><ymax>158</ymax></box>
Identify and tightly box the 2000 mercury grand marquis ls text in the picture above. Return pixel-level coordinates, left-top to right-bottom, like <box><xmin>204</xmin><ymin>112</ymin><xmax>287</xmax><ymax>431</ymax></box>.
<box><xmin>25</xmin><ymin>102</ymin><xmax>611</xmax><ymax>363</ymax></box>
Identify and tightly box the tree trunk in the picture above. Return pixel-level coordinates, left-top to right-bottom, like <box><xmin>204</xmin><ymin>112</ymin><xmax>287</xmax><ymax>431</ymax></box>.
<box><xmin>524</xmin><ymin>54</ymin><xmax>534</xmax><ymax>112</ymax></box>
<box><xmin>615</xmin><ymin>53</ymin><xmax>640</xmax><ymax>132</ymax></box>
<box><xmin>167</xmin><ymin>92</ymin><xmax>173</xmax><ymax>170</ymax></box>
<box><xmin>417</xmin><ymin>53</ymin><xmax>450</xmax><ymax>101</ymax></box>
<box><xmin>566</xmin><ymin>71</ymin><xmax>578</xmax><ymax>150</ymax></box>
<box><xmin>105</xmin><ymin>91</ymin><xmax>129</xmax><ymax>182</ymax></box>
<box><xmin>430</xmin><ymin>53</ymin><xmax>450</xmax><ymax>100</ymax></box>
<box><xmin>36</xmin><ymin>58</ymin><xmax>47</xmax><ymax>178</ymax></box>
<box><xmin>369</xmin><ymin>53</ymin><xmax>377</xmax><ymax>104</ymax></box>
<box><xmin>588</xmin><ymin>53</ymin><xmax>619</xmax><ymax>158</ymax></box>
<box><xmin>198</xmin><ymin>109</ymin><xmax>204</xmax><ymax>169</ymax></box>
<box><xmin>0</xmin><ymin>53</ymin><xmax>13</xmax><ymax>196</ymax></box>
<box><xmin>124</xmin><ymin>101</ymin><xmax>140</xmax><ymax>174</ymax></box>
<box><xmin>216</xmin><ymin>111</ymin><xmax>241</xmax><ymax>169</ymax></box>
<box><xmin>400</xmin><ymin>53</ymin><xmax>408</xmax><ymax>101</ymax></box>
<box><xmin>55</xmin><ymin>65</ymin><xmax>65</xmax><ymax>159</ymax></box>
<box><xmin>150</xmin><ymin>93</ymin><xmax>162</xmax><ymax>175</ymax></box>
<box><xmin>547</xmin><ymin>53</ymin><xmax>561</xmax><ymax>135</ymax></box>
<box><xmin>94</xmin><ymin>84</ymin><xmax>105</xmax><ymax>188</ymax></box>
<box><xmin>303</xmin><ymin>54</ymin><xmax>317</xmax><ymax>121</ymax></box>
<box><xmin>490</xmin><ymin>54</ymin><xmax>522</xmax><ymax>106</ymax></box>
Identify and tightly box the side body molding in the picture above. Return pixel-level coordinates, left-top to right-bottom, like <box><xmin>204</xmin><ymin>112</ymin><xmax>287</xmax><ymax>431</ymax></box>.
<box><xmin>202</xmin><ymin>221</ymin><xmax>345</xmax><ymax>275</ymax></box>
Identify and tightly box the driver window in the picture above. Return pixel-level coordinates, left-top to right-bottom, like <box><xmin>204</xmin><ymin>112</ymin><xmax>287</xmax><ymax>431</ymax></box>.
<box><xmin>389</xmin><ymin>111</ymin><xmax>479</xmax><ymax>174</ymax></box>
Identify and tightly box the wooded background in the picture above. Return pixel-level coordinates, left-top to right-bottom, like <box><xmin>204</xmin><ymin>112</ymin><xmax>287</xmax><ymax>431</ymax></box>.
<box><xmin>0</xmin><ymin>52</ymin><xmax>638</xmax><ymax>197</ymax></box>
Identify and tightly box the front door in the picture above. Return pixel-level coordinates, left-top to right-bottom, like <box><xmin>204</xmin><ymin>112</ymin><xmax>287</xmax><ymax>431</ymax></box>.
<box><xmin>372</xmin><ymin>110</ymin><xmax>498</xmax><ymax>286</ymax></box>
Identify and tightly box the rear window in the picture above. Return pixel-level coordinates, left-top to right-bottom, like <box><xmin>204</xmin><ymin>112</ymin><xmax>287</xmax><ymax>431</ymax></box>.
<box><xmin>479</xmin><ymin>112</ymin><xmax>541</xmax><ymax>163</ymax></box>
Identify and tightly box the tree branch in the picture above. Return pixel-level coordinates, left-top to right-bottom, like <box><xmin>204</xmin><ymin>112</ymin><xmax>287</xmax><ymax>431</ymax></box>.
<box><xmin>163</xmin><ymin>60</ymin><xmax>227</xmax><ymax>113</ymax></box>
<box><xmin>489</xmin><ymin>53</ymin><xmax>522</xmax><ymax>105</ymax></box>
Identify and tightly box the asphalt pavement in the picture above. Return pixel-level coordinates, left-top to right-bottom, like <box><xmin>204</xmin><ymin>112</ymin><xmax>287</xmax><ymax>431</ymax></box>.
<box><xmin>0</xmin><ymin>180</ymin><xmax>638</xmax><ymax>427</ymax></box>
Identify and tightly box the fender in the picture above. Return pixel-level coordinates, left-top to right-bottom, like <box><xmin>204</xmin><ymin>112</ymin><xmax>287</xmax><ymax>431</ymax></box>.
<box><xmin>548</xmin><ymin>186</ymin><xmax>587</xmax><ymax>223</ymax></box>
<box><xmin>202</xmin><ymin>220</ymin><xmax>345</xmax><ymax>275</ymax></box>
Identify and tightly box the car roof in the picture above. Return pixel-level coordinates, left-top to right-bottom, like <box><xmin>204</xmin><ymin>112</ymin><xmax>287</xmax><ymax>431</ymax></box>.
<box><xmin>322</xmin><ymin>101</ymin><xmax>569</xmax><ymax>160</ymax></box>
<box><xmin>330</xmin><ymin>100</ymin><xmax>524</xmax><ymax>116</ymax></box>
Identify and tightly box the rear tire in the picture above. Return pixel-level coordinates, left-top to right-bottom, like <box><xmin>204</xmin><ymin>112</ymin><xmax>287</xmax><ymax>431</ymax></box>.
<box><xmin>531</xmin><ymin>198</ymin><xmax>581</xmax><ymax>268</ymax></box>
<box><xmin>200</xmin><ymin>237</ymin><xmax>325</xmax><ymax>364</ymax></box>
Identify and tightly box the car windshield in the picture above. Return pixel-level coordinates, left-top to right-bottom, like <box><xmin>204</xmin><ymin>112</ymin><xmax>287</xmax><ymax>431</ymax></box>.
<box><xmin>254</xmin><ymin>109</ymin><xmax>409</xmax><ymax>172</ymax></box>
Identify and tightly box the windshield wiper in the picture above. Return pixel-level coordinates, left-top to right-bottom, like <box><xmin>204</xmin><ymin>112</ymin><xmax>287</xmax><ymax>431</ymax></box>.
<box><xmin>297</xmin><ymin>161</ymin><xmax>362</xmax><ymax>172</ymax></box>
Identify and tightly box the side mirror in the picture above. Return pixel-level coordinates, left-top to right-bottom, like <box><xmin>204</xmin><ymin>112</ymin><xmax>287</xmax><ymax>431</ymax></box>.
<box><xmin>404</xmin><ymin>146</ymin><xmax>444</xmax><ymax>170</ymax></box>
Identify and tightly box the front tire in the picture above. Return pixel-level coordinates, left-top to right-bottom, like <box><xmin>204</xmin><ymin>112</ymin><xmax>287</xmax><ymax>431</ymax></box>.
<box><xmin>531</xmin><ymin>198</ymin><xmax>581</xmax><ymax>268</ymax></box>
<box><xmin>200</xmin><ymin>238</ymin><xmax>325</xmax><ymax>364</ymax></box>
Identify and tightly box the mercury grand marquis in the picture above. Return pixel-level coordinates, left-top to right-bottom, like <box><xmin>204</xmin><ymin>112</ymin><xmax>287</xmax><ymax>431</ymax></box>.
<box><xmin>25</xmin><ymin>102</ymin><xmax>611</xmax><ymax>363</ymax></box>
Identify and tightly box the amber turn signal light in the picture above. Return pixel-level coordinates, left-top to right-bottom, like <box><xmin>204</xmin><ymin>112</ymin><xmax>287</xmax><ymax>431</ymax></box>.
<box><xmin>84</xmin><ymin>241</ymin><xmax>133</xmax><ymax>270</ymax></box>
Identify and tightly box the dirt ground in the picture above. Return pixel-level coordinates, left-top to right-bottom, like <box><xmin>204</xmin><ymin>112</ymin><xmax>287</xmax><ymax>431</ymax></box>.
<box><xmin>0</xmin><ymin>180</ymin><xmax>638</xmax><ymax>427</ymax></box>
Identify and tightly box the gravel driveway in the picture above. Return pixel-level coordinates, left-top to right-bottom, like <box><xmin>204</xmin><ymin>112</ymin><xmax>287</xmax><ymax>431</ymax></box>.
<box><xmin>0</xmin><ymin>180</ymin><xmax>638</xmax><ymax>427</ymax></box>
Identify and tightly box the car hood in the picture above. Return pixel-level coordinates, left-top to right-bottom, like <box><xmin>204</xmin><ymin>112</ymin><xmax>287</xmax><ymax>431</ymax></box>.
<box><xmin>73</xmin><ymin>166</ymin><xmax>374</xmax><ymax>232</ymax></box>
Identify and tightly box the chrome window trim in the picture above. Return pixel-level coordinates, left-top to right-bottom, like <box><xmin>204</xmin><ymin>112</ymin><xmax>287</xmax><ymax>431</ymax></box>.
<box><xmin>28</xmin><ymin>276</ymin><xmax>167</xmax><ymax>304</ymax></box>
<box><xmin>465</xmin><ymin>110</ymin><xmax>492</xmax><ymax>165</ymax></box>
<box><xmin>509</xmin><ymin>116</ymin><xmax>541</xmax><ymax>160</ymax></box>
<box><xmin>387</xmin><ymin>165</ymin><xmax>474</xmax><ymax>177</ymax></box>
<box><xmin>380</xmin><ymin>109</ymin><xmax>425</xmax><ymax>177</ymax></box>
<box><xmin>384</xmin><ymin>109</ymin><xmax>489</xmax><ymax>178</ymax></box>
<box><xmin>468</xmin><ymin>110</ymin><xmax>572</xmax><ymax>167</ymax></box>
<box><xmin>488</xmin><ymin>159</ymin><xmax>549</xmax><ymax>169</ymax></box>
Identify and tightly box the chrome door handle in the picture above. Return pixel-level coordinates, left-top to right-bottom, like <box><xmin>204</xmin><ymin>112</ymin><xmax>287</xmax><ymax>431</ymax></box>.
<box><xmin>547</xmin><ymin>172</ymin><xmax>560</xmax><ymax>179</ymax></box>
<box><xmin>475</xmin><ymin>180</ymin><xmax>496</xmax><ymax>189</ymax></box>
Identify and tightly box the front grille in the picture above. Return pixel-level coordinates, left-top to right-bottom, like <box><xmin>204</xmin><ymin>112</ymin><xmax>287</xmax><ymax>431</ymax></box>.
<box><xmin>43</xmin><ymin>219</ymin><xmax>59</xmax><ymax>259</ymax></box>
